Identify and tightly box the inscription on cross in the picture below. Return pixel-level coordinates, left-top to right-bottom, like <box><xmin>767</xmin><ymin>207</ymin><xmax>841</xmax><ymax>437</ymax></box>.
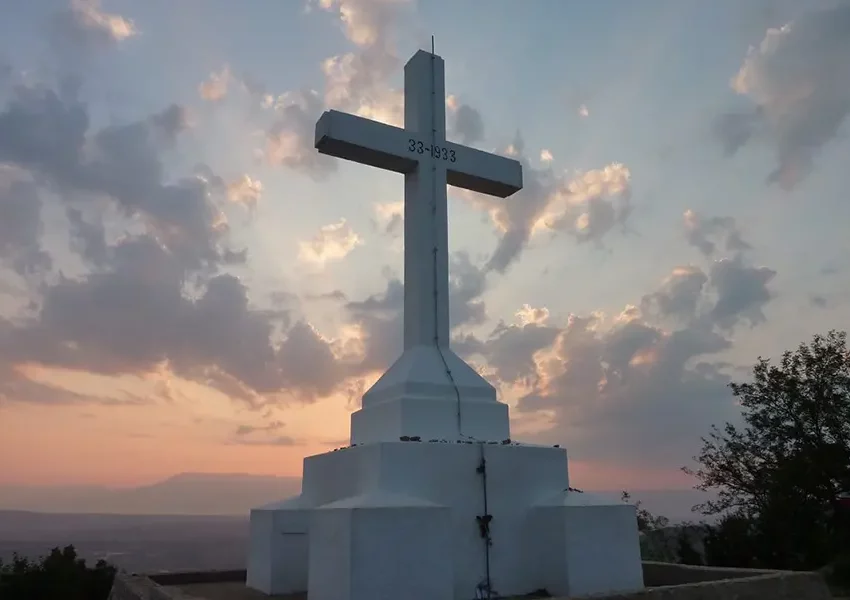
<box><xmin>407</xmin><ymin>138</ymin><xmax>456</xmax><ymax>162</ymax></box>
<box><xmin>315</xmin><ymin>49</ymin><xmax>523</xmax><ymax>351</ymax></box>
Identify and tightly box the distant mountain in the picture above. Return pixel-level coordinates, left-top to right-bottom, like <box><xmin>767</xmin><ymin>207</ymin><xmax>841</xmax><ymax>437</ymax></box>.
<box><xmin>0</xmin><ymin>511</ymin><xmax>251</xmax><ymax>573</ymax></box>
<box><xmin>0</xmin><ymin>473</ymin><xmax>301</xmax><ymax>516</ymax></box>
<box><xmin>0</xmin><ymin>472</ymin><xmax>712</xmax><ymax>522</ymax></box>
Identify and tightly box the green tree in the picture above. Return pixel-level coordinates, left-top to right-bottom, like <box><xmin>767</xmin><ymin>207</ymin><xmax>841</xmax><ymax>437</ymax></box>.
<box><xmin>623</xmin><ymin>491</ymin><xmax>678</xmax><ymax>562</ymax></box>
<box><xmin>676</xmin><ymin>527</ymin><xmax>703</xmax><ymax>566</ymax></box>
<box><xmin>0</xmin><ymin>545</ymin><xmax>116</xmax><ymax>600</ymax></box>
<box><xmin>622</xmin><ymin>491</ymin><xmax>669</xmax><ymax>532</ymax></box>
<box><xmin>702</xmin><ymin>512</ymin><xmax>761</xmax><ymax>568</ymax></box>
<box><xmin>684</xmin><ymin>330</ymin><xmax>850</xmax><ymax>570</ymax></box>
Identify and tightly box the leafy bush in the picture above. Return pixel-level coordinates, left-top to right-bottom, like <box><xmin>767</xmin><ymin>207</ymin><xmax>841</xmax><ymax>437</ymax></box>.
<box><xmin>677</xmin><ymin>528</ymin><xmax>704</xmax><ymax>566</ymax></box>
<box><xmin>0</xmin><ymin>545</ymin><xmax>116</xmax><ymax>600</ymax></box>
<box><xmin>829</xmin><ymin>552</ymin><xmax>850</xmax><ymax>588</ymax></box>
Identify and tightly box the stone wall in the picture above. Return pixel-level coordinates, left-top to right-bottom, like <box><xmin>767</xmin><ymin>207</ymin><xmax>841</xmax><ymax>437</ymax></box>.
<box><xmin>642</xmin><ymin>561</ymin><xmax>779</xmax><ymax>586</ymax></box>
<box><xmin>108</xmin><ymin>570</ymin><xmax>247</xmax><ymax>600</ymax></box>
<box><xmin>107</xmin><ymin>573</ymin><xmax>186</xmax><ymax>600</ymax></box>
<box><xmin>626</xmin><ymin>565</ymin><xmax>832</xmax><ymax>600</ymax></box>
<box><xmin>108</xmin><ymin>562</ymin><xmax>834</xmax><ymax>600</ymax></box>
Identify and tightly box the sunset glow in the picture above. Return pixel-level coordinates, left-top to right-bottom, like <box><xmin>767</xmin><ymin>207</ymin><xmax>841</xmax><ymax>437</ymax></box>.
<box><xmin>1</xmin><ymin>0</ymin><xmax>848</xmax><ymax>500</ymax></box>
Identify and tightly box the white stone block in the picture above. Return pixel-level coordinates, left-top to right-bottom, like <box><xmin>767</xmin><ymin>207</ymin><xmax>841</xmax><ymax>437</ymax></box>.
<box><xmin>299</xmin><ymin>441</ymin><xmax>571</xmax><ymax>598</ymax></box>
<box><xmin>350</xmin><ymin>396</ymin><xmax>510</xmax><ymax>445</ymax></box>
<box><xmin>529</xmin><ymin>490</ymin><xmax>644</xmax><ymax>597</ymax></box>
<box><xmin>351</xmin><ymin>345</ymin><xmax>511</xmax><ymax>444</ymax></box>
<box><xmin>246</xmin><ymin>495</ymin><xmax>311</xmax><ymax>595</ymax></box>
<box><xmin>249</xmin><ymin>441</ymin><xmax>644</xmax><ymax>599</ymax></box>
<box><xmin>308</xmin><ymin>492</ymin><xmax>454</xmax><ymax>600</ymax></box>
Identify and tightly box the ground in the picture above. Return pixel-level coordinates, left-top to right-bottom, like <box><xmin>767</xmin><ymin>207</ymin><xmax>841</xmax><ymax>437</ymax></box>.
<box><xmin>167</xmin><ymin>582</ymin><xmax>304</xmax><ymax>600</ymax></box>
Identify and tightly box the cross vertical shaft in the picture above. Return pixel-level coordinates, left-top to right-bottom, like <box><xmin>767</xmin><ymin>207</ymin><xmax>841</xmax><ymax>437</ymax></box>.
<box><xmin>403</xmin><ymin>51</ymin><xmax>450</xmax><ymax>350</ymax></box>
<box><xmin>313</xmin><ymin>48</ymin><xmax>523</xmax><ymax>443</ymax></box>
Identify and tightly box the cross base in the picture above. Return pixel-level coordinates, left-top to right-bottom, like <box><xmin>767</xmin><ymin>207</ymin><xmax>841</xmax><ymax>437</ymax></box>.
<box><xmin>246</xmin><ymin>441</ymin><xmax>645</xmax><ymax>600</ymax></box>
<box><xmin>351</xmin><ymin>395</ymin><xmax>510</xmax><ymax>445</ymax></box>
<box><xmin>351</xmin><ymin>345</ymin><xmax>511</xmax><ymax>444</ymax></box>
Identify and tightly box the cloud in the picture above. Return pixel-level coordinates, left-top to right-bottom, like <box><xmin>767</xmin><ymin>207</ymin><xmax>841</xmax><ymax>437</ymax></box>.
<box><xmin>372</xmin><ymin>201</ymin><xmax>403</xmax><ymax>236</ymax></box>
<box><xmin>66</xmin><ymin>207</ymin><xmax>109</xmax><ymax>267</ymax></box>
<box><xmin>47</xmin><ymin>0</ymin><xmax>137</xmax><ymax>76</ymax></box>
<box><xmin>648</xmin><ymin>214</ymin><xmax>774</xmax><ymax>331</ymax></box>
<box><xmin>515</xmin><ymin>304</ymin><xmax>551</xmax><ymax>326</ymax></box>
<box><xmin>474</xmin><ymin>314</ymin><xmax>561</xmax><ymax>389</ymax></box>
<box><xmin>321</xmin><ymin>48</ymin><xmax>403</xmax><ymax>127</ymax></box>
<box><xmin>440</xmin><ymin>214</ymin><xmax>780</xmax><ymax>468</ymax></box>
<box><xmin>236</xmin><ymin>424</ymin><xmax>277</xmax><ymax>436</ymax></box>
<box><xmin>261</xmin><ymin>1</ymin><xmax>486</xmax><ymax>178</ymax></box>
<box><xmin>0</xmin><ymin>3</ymin><xmax>359</xmax><ymax>409</ymax></box>
<box><xmin>51</xmin><ymin>0</ymin><xmax>138</xmax><ymax>49</ymax></box>
<box><xmin>225</xmin><ymin>174</ymin><xmax>263</xmax><ymax>209</ymax></box>
<box><xmin>578</xmin><ymin>104</ymin><xmax>589</xmax><ymax>118</ymax></box>
<box><xmin>448</xmin><ymin>100</ymin><xmax>484</xmax><ymax>146</ymax></box>
<box><xmin>546</xmin><ymin>163</ymin><xmax>632</xmax><ymax>243</ymax></box>
<box><xmin>0</xmin><ymin>87</ymin><xmax>237</xmax><ymax>270</ymax></box>
<box><xmin>345</xmin><ymin>252</ymin><xmax>492</xmax><ymax>374</ymax></box>
<box><xmin>193</xmin><ymin>166</ymin><xmax>263</xmax><ymax>213</ymax></box>
<box><xmin>0</xmin><ymin>353</ymin><xmax>92</xmax><ymax>405</ymax></box>
<box><xmin>641</xmin><ymin>265</ymin><xmax>709</xmax><ymax>324</ymax></box>
<box><xmin>0</xmin><ymin>233</ymin><xmax>351</xmax><ymax>405</ymax></box>
<box><xmin>229</xmin><ymin>419</ymin><xmax>304</xmax><ymax>446</ymax></box>
<box><xmin>264</xmin><ymin>90</ymin><xmax>337</xmax><ymax>176</ymax></box>
<box><xmin>708</xmin><ymin>257</ymin><xmax>776</xmax><ymax>329</ymax></box>
<box><xmin>810</xmin><ymin>294</ymin><xmax>828</xmax><ymax>308</ymax></box>
<box><xmin>462</xmin><ymin>265</ymin><xmax>772</xmax><ymax>468</ymax></box>
<box><xmin>0</xmin><ymin>1</ymin><xmax>794</xmax><ymax>487</ymax></box>
<box><xmin>199</xmin><ymin>65</ymin><xmax>232</xmax><ymax>102</ymax></box>
<box><xmin>641</xmin><ymin>260</ymin><xmax>776</xmax><ymax>333</ymax></box>
<box><xmin>298</xmin><ymin>219</ymin><xmax>363</xmax><ymax>267</ymax></box>
<box><xmin>683</xmin><ymin>209</ymin><xmax>751</xmax><ymax>257</ymax></box>
<box><xmin>305</xmin><ymin>290</ymin><xmax>349</xmax><ymax>303</ymax></box>
<box><xmin>460</xmin><ymin>134</ymin><xmax>633</xmax><ymax>274</ymax></box>
<box><xmin>539</xmin><ymin>149</ymin><xmax>554</xmax><ymax>164</ymax></box>
<box><xmin>228</xmin><ymin>435</ymin><xmax>298</xmax><ymax>446</ymax></box>
<box><xmin>259</xmin><ymin>0</ymin><xmax>410</xmax><ymax>177</ymax></box>
<box><xmin>714</xmin><ymin>109</ymin><xmax>762</xmax><ymax>156</ymax></box>
<box><xmin>718</xmin><ymin>3</ymin><xmax>850</xmax><ymax>188</ymax></box>
<box><xmin>273</xmin><ymin>15</ymin><xmax>632</xmax><ymax>277</ymax></box>
<box><xmin>235</xmin><ymin>420</ymin><xmax>285</xmax><ymax>436</ymax></box>
<box><xmin>449</xmin><ymin>252</ymin><xmax>488</xmax><ymax>329</ymax></box>
<box><xmin>345</xmin><ymin>278</ymin><xmax>405</xmax><ymax>372</ymax></box>
<box><xmin>314</xmin><ymin>0</ymin><xmax>407</xmax><ymax>48</ymax></box>
<box><xmin>0</xmin><ymin>59</ymin><xmax>11</xmax><ymax>84</ymax></box>
<box><xmin>0</xmin><ymin>178</ymin><xmax>51</xmax><ymax>277</ymax></box>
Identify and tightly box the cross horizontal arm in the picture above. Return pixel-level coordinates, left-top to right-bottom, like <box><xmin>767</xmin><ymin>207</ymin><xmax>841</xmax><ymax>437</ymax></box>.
<box><xmin>315</xmin><ymin>110</ymin><xmax>417</xmax><ymax>174</ymax></box>
<box><xmin>446</xmin><ymin>142</ymin><xmax>523</xmax><ymax>198</ymax></box>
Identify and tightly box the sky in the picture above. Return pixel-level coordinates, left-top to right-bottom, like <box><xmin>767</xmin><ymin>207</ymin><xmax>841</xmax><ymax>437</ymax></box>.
<box><xmin>1</xmin><ymin>0</ymin><xmax>849</xmax><ymax>492</ymax></box>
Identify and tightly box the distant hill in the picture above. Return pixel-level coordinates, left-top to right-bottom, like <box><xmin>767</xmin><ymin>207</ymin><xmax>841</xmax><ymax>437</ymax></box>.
<box><xmin>0</xmin><ymin>511</ymin><xmax>251</xmax><ymax>573</ymax></box>
<box><xmin>608</xmin><ymin>489</ymin><xmax>715</xmax><ymax>524</ymax></box>
<box><xmin>0</xmin><ymin>472</ymin><xmax>712</xmax><ymax>522</ymax></box>
<box><xmin>0</xmin><ymin>473</ymin><xmax>301</xmax><ymax>516</ymax></box>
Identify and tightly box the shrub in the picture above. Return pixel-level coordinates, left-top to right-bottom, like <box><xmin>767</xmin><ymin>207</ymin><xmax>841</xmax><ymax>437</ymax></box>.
<box><xmin>0</xmin><ymin>545</ymin><xmax>116</xmax><ymax>600</ymax></box>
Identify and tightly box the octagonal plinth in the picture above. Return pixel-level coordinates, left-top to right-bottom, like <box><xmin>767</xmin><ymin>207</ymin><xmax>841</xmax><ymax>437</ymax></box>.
<box><xmin>351</xmin><ymin>345</ymin><xmax>511</xmax><ymax>444</ymax></box>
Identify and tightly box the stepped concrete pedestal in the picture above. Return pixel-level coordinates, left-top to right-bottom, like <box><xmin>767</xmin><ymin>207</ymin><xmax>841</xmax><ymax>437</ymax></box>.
<box><xmin>351</xmin><ymin>345</ymin><xmax>510</xmax><ymax>445</ymax></box>
<box><xmin>247</xmin><ymin>434</ymin><xmax>644</xmax><ymax>599</ymax></box>
<box><xmin>246</xmin><ymin>48</ymin><xmax>643</xmax><ymax>600</ymax></box>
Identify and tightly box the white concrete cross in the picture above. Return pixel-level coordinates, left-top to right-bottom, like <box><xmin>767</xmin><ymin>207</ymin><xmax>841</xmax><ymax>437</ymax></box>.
<box><xmin>315</xmin><ymin>50</ymin><xmax>523</xmax><ymax>351</ymax></box>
